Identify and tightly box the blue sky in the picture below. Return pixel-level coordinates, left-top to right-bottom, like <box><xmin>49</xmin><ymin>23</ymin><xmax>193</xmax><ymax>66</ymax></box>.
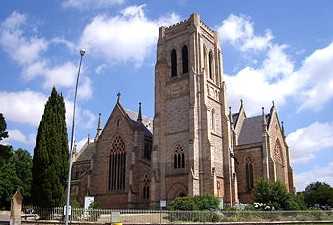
<box><xmin>0</xmin><ymin>0</ymin><xmax>332</xmax><ymax>191</ymax></box>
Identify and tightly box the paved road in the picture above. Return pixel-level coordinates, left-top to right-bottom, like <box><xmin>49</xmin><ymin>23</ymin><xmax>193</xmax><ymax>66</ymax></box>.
<box><xmin>0</xmin><ymin>211</ymin><xmax>9</xmax><ymax>225</ymax></box>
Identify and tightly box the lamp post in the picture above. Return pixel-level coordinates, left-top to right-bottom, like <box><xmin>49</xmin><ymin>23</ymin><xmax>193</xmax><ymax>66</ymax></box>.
<box><xmin>65</xmin><ymin>48</ymin><xmax>86</xmax><ymax>225</ymax></box>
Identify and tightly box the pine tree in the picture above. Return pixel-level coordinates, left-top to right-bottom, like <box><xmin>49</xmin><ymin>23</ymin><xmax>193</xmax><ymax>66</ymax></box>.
<box><xmin>31</xmin><ymin>87</ymin><xmax>69</xmax><ymax>207</ymax></box>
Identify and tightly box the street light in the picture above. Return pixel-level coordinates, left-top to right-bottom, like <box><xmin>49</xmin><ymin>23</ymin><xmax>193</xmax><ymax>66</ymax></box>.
<box><xmin>65</xmin><ymin>48</ymin><xmax>86</xmax><ymax>225</ymax></box>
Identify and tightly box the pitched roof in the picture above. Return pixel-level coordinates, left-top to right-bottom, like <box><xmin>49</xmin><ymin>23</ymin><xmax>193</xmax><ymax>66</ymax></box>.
<box><xmin>75</xmin><ymin>142</ymin><xmax>96</xmax><ymax>162</ymax></box>
<box><xmin>125</xmin><ymin>109</ymin><xmax>153</xmax><ymax>137</ymax></box>
<box><xmin>238</xmin><ymin>115</ymin><xmax>263</xmax><ymax>145</ymax></box>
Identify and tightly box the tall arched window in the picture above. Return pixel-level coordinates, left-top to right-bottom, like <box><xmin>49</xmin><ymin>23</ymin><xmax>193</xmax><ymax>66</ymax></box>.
<box><xmin>171</xmin><ymin>49</ymin><xmax>177</xmax><ymax>77</ymax></box>
<box><xmin>143</xmin><ymin>175</ymin><xmax>150</xmax><ymax>200</ymax></box>
<box><xmin>182</xmin><ymin>45</ymin><xmax>188</xmax><ymax>74</ymax></box>
<box><xmin>274</xmin><ymin>139</ymin><xmax>283</xmax><ymax>164</ymax></box>
<box><xmin>245</xmin><ymin>158</ymin><xmax>254</xmax><ymax>191</ymax></box>
<box><xmin>208</xmin><ymin>50</ymin><xmax>213</xmax><ymax>80</ymax></box>
<box><xmin>174</xmin><ymin>145</ymin><xmax>185</xmax><ymax>169</ymax></box>
<box><xmin>203</xmin><ymin>46</ymin><xmax>207</xmax><ymax>73</ymax></box>
<box><xmin>211</xmin><ymin>109</ymin><xmax>215</xmax><ymax>131</ymax></box>
<box><xmin>109</xmin><ymin>136</ymin><xmax>126</xmax><ymax>191</ymax></box>
<box><xmin>143</xmin><ymin>138</ymin><xmax>152</xmax><ymax>160</ymax></box>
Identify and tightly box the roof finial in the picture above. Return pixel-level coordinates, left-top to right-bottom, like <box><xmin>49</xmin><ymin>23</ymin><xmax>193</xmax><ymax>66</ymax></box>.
<box><xmin>87</xmin><ymin>133</ymin><xmax>90</xmax><ymax>144</ymax></box>
<box><xmin>137</xmin><ymin>102</ymin><xmax>142</xmax><ymax>122</ymax></box>
<box><xmin>95</xmin><ymin>113</ymin><xmax>102</xmax><ymax>141</ymax></box>
<box><xmin>117</xmin><ymin>92</ymin><xmax>121</xmax><ymax>103</ymax></box>
<box><xmin>240</xmin><ymin>99</ymin><xmax>243</xmax><ymax>107</ymax></box>
<box><xmin>262</xmin><ymin>107</ymin><xmax>267</xmax><ymax>126</ymax></box>
<box><xmin>229</xmin><ymin>106</ymin><xmax>233</xmax><ymax>125</ymax></box>
<box><xmin>281</xmin><ymin>121</ymin><xmax>286</xmax><ymax>138</ymax></box>
<box><xmin>272</xmin><ymin>100</ymin><xmax>275</xmax><ymax>107</ymax></box>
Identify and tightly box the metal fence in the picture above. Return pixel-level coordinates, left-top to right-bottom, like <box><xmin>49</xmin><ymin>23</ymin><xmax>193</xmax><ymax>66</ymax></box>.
<box><xmin>22</xmin><ymin>207</ymin><xmax>333</xmax><ymax>224</ymax></box>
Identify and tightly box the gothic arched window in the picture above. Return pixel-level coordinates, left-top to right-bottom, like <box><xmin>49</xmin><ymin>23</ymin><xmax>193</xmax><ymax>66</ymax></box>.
<box><xmin>274</xmin><ymin>139</ymin><xmax>283</xmax><ymax>164</ymax></box>
<box><xmin>171</xmin><ymin>49</ymin><xmax>177</xmax><ymax>77</ymax></box>
<box><xmin>109</xmin><ymin>136</ymin><xmax>126</xmax><ymax>191</ymax></box>
<box><xmin>209</xmin><ymin>50</ymin><xmax>213</xmax><ymax>80</ymax></box>
<box><xmin>245</xmin><ymin>158</ymin><xmax>254</xmax><ymax>191</ymax></box>
<box><xmin>211</xmin><ymin>109</ymin><xmax>215</xmax><ymax>131</ymax></box>
<box><xmin>143</xmin><ymin>138</ymin><xmax>152</xmax><ymax>160</ymax></box>
<box><xmin>182</xmin><ymin>45</ymin><xmax>188</xmax><ymax>74</ymax></box>
<box><xmin>143</xmin><ymin>175</ymin><xmax>150</xmax><ymax>200</ymax></box>
<box><xmin>174</xmin><ymin>145</ymin><xmax>185</xmax><ymax>169</ymax></box>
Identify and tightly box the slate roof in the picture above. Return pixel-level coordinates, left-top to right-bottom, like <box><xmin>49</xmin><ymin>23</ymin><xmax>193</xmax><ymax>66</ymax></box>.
<box><xmin>75</xmin><ymin>142</ymin><xmax>96</xmax><ymax>162</ymax></box>
<box><xmin>125</xmin><ymin>109</ymin><xmax>153</xmax><ymax>137</ymax></box>
<box><xmin>237</xmin><ymin>115</ymin><xmax>263</xmax><ymax>145</ymax></box>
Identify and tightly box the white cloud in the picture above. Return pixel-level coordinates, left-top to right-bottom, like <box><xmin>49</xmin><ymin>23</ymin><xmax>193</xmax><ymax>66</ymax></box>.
<box><xmin>6</xmin><ymin>129</ymin><xmax>35</xmax><ymax>146</ymax></box>
<box><xmin>225</xmin><ymin>44</ymin><xmax>299</xmax><ymax>115</ymax></box>
<box><xmin>221</xmin><ymin>14</ymin><xmax>333</xmax><ymax>114</ymax></box>
<box><xmin>62</xmin><ymin>0</ymin><xmax>124</xmax><ymax>10</ymax></box>
<box><xmin>0</xmin><ymin>90</ymin><xmax>96</xmax><ymax>129</ymax></box>
<box><xmin>80</xmin><ymin>4</ymin><xmax>179</xmax><ymax>66</ymax></box>
<box><xmin>95</xmin><ymin>64</ymin><xmax>107</xmax><ymax>75</ymax></box>
<box><xmin>297</xmin><ymin>42</ymin><xmax>333</xmax><ymax>111</ymax></box>
<box><xmin>295</xmin><ymin>161</ymin><xmax>333</xmax><ymax>191</ymax></box>
<box><xmin>287</xmin><ymin>121</ymin><xmax>333</xmax><ymax>164</ymax></box>
<box><xmin>0</xmin><ymin>90</ymin><xmax>47</xmax><ymax>126</ymax></box>
<box><xmin>217</xmin><ymin>14</ymin><xmax>273</xmax><ymax>52</ymax></box>
<box><xmin>0</xmin><ymin>11</ymin><xmax>48</xmax><ymax>66</ymax></box>
<box><xmin>0</xmin><ymin>11</ymin><xmax>93</xmax><ymax>100</ymax></box>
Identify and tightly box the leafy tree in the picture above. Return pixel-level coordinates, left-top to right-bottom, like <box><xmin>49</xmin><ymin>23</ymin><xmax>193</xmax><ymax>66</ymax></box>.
<box><xmin>303</xmin><ymin>182</ymin><xmax>333</xmax><ymax>208</ymax></box>
<box><xmin>0</xmin><ymin>113</ymin><xmax>9</xmax><ymax>141</ymax></box>
<box><xmin>0</xmin><ymin>147</ymin><xmax>32</xmax><ymax>209</ymax></box>
<box><xmin>12</xmin><ymin>149</ymin><xmax>33</xmax><ymax>204</ymax></box>
<box><xmin>0</xmin><ymin>113</ymin><xmax>12</xmax><ymax>167</ymax></box>
<box><xmin>254</xmin><ymin>179</ymin><xmax>303</xmax><ymax>210</ymax></box>
<box><xmin>0</xmin><ymin>114</ymin><xmax>33</xmax><ymax>209</ymax></box>
<box><xmin>31</xmin><ymin>87</ymin><xmax>69</xmax><ymax>208</ymax></box>
<box><xmin>168</xmin><ymin>195</ymin><xmax>220</xmax><ymax>211</ymax></box>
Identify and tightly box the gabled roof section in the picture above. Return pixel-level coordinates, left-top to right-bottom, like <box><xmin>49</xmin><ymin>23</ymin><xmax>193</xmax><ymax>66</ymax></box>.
<box><xmin>238</xmin><ymin>115</ymin><xmax>263</xmax><ymax>145</ymax></box>
<box><xmin>126</xmin><ymin>109</ymin><xmax>153</xmax><ymax>137</ymax></box>
<box><xmin>75</xmin><ymin>142</ymin><xmax>96</xmax><ymax>162</ymax></box>
<box><xmin>98</xmin><ymin>98</ymin><xmax>153</xmax><ymax>140</ymax></box>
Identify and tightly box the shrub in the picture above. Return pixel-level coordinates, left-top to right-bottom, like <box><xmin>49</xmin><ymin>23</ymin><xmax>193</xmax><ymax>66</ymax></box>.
<box><xmin>168</xmin><ymin>195</ymin><xmax>220</xmax><ymax>211</ymax></box>
<box><xmin>254</xmin><ymin>179</ymin><xmax>305</xmax><ymax>210</ymax></box>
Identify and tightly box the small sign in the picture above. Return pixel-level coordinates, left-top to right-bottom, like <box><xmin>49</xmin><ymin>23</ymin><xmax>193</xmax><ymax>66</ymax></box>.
<box><xmin>84</xmin><ymin>196</ymin><xmax>94</xmax><ymax>209</ymax></box>
<box><xmin>111</xmin><ymin>212</ymin><xmax>121</xmax><ymax>223</ymax></box>
<box><xmin>160</xmin><ymin>200</ymin><xmax>167</xmax><ymax>208</ymax></box>
<box><xmin>219</xmin><ymin>198</ymin><xmax>224</xmax><ymax>209</ymax></box>
<box><xmin>63</xmin><ymin>205</ymin><xmax>71</xmax><ymax>216</ymax></box>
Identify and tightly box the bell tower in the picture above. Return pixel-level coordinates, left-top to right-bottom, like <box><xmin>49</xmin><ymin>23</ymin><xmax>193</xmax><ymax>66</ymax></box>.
<box><xmin>151</xmin><ymin>13</ymin><xmax>238</xmax><ymax>206</ymax></box>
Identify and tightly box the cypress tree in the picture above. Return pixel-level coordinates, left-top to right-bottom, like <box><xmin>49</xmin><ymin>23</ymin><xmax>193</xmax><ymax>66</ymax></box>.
<box><xmin>31</xmin><ymin>87</ymin><xmax>69</xmax><ymax>207</ymax></box>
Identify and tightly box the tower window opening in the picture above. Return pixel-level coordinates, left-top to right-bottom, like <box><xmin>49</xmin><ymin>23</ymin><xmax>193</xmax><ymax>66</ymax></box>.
<box><xmin>209</xmin><ymin>50</ymin><xmax>213</xmax><ymax>80</ymax></box>
<box><xmin>171</xmin><ymin>49</ymin><xmax>177</xmax><ymax>77</ymax></box>
<box><xmin>246</xmin><ymin>158</ymin><xmax>254</xmax><ymax>191</ymax></box>
<box><xmin>182</xmin><ymin>45</ymin><xmax>188</xmax><ymax>74</ymax></box>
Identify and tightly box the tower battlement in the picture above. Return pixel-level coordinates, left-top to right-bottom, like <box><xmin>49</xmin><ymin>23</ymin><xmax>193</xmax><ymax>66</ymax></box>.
<box><xmin>159</xmin><ymin>13</ymin><xmax>217</xmax><ymax>41</ymax></box>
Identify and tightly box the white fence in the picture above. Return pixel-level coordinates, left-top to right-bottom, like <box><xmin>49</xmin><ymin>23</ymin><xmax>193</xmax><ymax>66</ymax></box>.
<box><xmin>22</xmin><ymin>207</ymin><xmax>333</xmax><ymax>224</ymax></box>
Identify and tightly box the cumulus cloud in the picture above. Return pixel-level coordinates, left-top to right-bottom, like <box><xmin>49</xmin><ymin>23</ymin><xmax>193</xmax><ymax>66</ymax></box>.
<box><xmin>0</xmin><ymin>90</ymin><xmax>46</xmax><ymax>126</ymax></box>
<box><xmin>295</xmin><ymin>161</ymin><xmax>333</xmax><ymax>191</ymax></box>
<box><xmin>0</xmin><ymin>90</ymin><xmax>96</xmax><ymax>129</ymax></box>
<box><xmin>0</xmin><ymin>11</ymin><xmax>47</xmax><ymax>66</ymax></box>
<box><xmin>62</xmin><ymin>0</ymin><xmax>124</xmax><ymax>10</ymax></box>
<box><xmin>287</xmin><ymin>121</ymin><xmax>333</xmax><ymax>164</ymax></box>
<box><xmin>80</xmin><ymin>4</ymin><xmax>179</xmax><ymax>66</ymax></box>
<box><xmin>220</xmin><ymin>14</ymin><xmax>333</xmax><ymax>114</ymax></box>
<box><xmin>0</xmin><ymin>11</ymin><xmax>93</xmax><ymax>99</ymax></box>
<box><xmin>225</xmin><ymin>44</ymin><xmax>299</xmax><ymax>114</ymax></box>
<box><xmin>6</xmin><ymin>129</ymin><xmax>35</xmax><ymax>146</ymax></box>
<box><xmin>217</xmin><ymin>14</ymin><xmax>273</xmax><ymax>52</ymax></box>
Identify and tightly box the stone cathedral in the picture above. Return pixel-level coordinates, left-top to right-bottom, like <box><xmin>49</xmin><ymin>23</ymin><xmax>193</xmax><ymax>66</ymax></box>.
<box><xmin>71</xmin><ymin>13</ymin><xmax>294</xmax><ymax>208</ymax></box>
